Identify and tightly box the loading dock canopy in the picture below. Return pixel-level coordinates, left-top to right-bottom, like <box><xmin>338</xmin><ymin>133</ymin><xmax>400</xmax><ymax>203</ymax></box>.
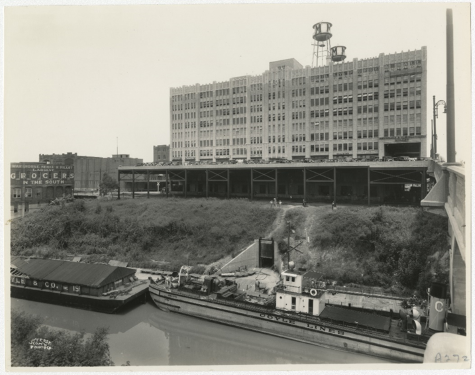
<box><xmin>10</xmin><ymin>257</ymin><xmax>135</xmax><ymax>288</ymax></box>
<box><xmin>319</xmin><ymin>305</ymin><xmax>391</xmax><ymax>332</ymax></box>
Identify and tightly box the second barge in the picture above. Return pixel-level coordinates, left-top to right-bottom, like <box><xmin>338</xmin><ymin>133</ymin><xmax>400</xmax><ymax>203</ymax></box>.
<box><xmin>11</xmin><ymin>256</ymin><xmax>148</xmax><ymax>313</ymax></box>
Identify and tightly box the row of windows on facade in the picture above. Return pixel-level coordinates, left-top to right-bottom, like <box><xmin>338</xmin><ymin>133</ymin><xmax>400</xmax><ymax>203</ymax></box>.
<box><xmin>384</xmin><ymin>74</ymin><xmax>422</xmax><ymax>86</ymax></box>
<box><xmin>251</xmin><ymin>94</ymin><xmax>263</xmax><ymax>102</ymax></box>
<box><xmin>268</xmin><ymin>79</ymin><xmax>285</xmax><ymax>89</ymax></box>
<box><xmin>175</xmin><ymin>113</ymin><xmax>418</xmax><ymax>140</ymax></box>
<box><xmin>177</xmin><ymin>121</ymin><xmax>422</xmax><ymax>146</ymax></box>
<box><xmin>383</xmin><ymin>60</ymin><xmax>422</xmax><ymax>70</ymax></box>
<box><xmin>384</xmin><ymin>88</ymin><xmax>421</xmax><ymax>98</ymax></box>
<box><xmin>171</xmin><ymin>87</ymin><xmax>245</xmax><ymax>103</ymax></box>
<box><xmin>251</xmin><ymin>104</ymin><xmax>263</xmax><ymax>113</ymax></box>
<box><xmin>176</xmin><ymin>141</ymin><xmax>380</xmax><ymax>157</ymax></box>
<box><xmin>175</xmin><ymin>89</ymin><xmax>422</xmax><ymax>126</ymax></box>
<box><xmin>187</xmin><ymin>137</ymin><xmax>250</xmax><ymax>148</ymax></box>
<box><xmin>199</xmin><ymin>117</ymin><xmax>247</xmax><ymax>127</ymax></box>
<box><xmin>176</xmin><ymin>88</ymin><xmax>418</xmax><ymax>122</ymax></box>
<box><xmin>384</xmin><ymin>113</ymin><xmax>422</xmax><ymax>125</ymax></box>
<box><xmin>192</xmin><ymin>96</ymin><xmax>248</xmax><ymax>109</ymax></box>
<box><xmin>173</xmin><ymin>102</ymin><xmax>196</xmax><ymax>111</ymax></box>
<box><xmin>384</xmin><ymin>127</ymin><xmax>422</xmax><ymax>137</ymax></box>
<box><xmin>177</xmin><ymin>126</ymin><xmax>423</xmax><ymax>151</ymax></box>
<box><xmin>12</xmin><ymin>188</ymin><xmax>41</xmax><ymax>198</ymax></box>
<box><xmin>173</xmin><ymin>102</ymin><xmax>422</xmax><ymax>129</ymax></box>
<box><xmin>177</xmin><ymin>111</ymin><xmax>419</xmax><ymax>136</ymax></box>
<box><xmin>291</xmin><ymin>142</ymin><xmax>380</xmax><ymax>154</ymax></box>
<box><xmin>267</xmin><ymin>146</ymin><xmax>286</xmax><ymax>154</ymax></box>
<box><xmin>170</xmin><ymin>62</ymin><xmax>421</xmax><ymax>102</ymax></box>
<box><xmin>173</xmin><ymin>81</ymin><xmax>421</xmax><ymax>118</ymax></box>
<box><xmin>175</xmin><ymin>141</ymin><xmax>385</xmax><ymax>158</ymax></box>
<box><xmin>197</xmin><ymin>148</ymin><xmax>248</xmax><ymax>157</ymax></box>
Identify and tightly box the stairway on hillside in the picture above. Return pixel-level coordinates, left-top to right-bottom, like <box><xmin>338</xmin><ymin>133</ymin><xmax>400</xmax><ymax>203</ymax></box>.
<box><xmin>267</xmin><ymin>207</ymin><xmax>288</xmax><ymax>239</ymax></box>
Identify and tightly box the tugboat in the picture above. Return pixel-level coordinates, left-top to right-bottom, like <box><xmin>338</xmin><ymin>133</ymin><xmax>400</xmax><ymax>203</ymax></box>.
<box><xmin>149</xmin><ymin>263</ymin><xmax>439</xmax><ymax>363</ymax></box>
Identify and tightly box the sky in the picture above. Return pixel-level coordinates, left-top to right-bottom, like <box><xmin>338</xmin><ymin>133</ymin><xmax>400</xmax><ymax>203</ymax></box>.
<box><xmin>3</xmin><ymin>2</ymin><xmax>472</xmax><ymax>164</ymax></box>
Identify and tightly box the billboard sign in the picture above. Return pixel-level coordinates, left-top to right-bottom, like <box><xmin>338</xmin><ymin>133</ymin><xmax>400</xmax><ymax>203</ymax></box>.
<box><xmin>11</xmin><ymin>163</ymin><xmax>74</xmax><ymax>187</ymax></box>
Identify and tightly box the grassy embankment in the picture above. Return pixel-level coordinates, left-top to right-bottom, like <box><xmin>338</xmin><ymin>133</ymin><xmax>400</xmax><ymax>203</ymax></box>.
<box><xmin>11</xmin><ymin>198</ymin><xmax>449</xmax><ymax>297</ymax></box>
<box><xmin>11</xmin><ymin>198</ymin><xmax>278</xmax><ymax>271</ymax></box>
<box><xmin>272</xmin><ymin>205</ymin><xmax>449</xmax><ymax>296</ymax></box>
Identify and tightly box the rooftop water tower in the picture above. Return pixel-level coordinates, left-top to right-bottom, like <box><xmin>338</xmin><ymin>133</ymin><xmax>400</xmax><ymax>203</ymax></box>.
<box><xmin>312</xmin><ymin>22</ymin><xmax>347</xmax><ymax>67</ymax></box>
<box><xmin>331</xmin><ymin>46</ymin><xmax>347</xmax><ymax>62</ymax></box>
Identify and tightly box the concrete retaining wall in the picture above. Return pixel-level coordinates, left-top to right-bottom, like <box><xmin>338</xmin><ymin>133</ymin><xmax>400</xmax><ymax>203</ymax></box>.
<box><xmin>220</xmin><ymin>241</ymin><xmax>259</xmax><ymax>273</ymax></box>
<box><xmin>220</xmin><ymin>239</ymin><xmax>281</xmax><ymax>273</ymax></box>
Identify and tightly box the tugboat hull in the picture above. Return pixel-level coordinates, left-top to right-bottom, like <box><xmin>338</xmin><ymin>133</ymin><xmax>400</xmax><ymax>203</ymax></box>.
<box><xmin>149</xmin><ymin>285</ymin><xmax>425</xmax><ymax>363</ymax></box>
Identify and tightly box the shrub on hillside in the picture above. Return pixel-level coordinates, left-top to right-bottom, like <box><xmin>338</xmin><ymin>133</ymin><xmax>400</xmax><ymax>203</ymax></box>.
<box><xmin>306</xmin><ymin>206</ymin><xmax>448</xmax><ymax>295</ymax></box>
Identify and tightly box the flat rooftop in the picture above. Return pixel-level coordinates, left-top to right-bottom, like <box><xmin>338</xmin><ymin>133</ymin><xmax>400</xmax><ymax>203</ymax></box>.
<box><xmin>119</xmin><ymin>161</ymin><xmax>429</xmax><ymax>171</ymax></box>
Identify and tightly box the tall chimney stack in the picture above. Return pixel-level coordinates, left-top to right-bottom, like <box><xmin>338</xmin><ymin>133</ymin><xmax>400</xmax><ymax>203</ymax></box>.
<box><xmin>446</xmin><ymin>9</ymin><xmax>456</xmax><ymax>163</ymax></box>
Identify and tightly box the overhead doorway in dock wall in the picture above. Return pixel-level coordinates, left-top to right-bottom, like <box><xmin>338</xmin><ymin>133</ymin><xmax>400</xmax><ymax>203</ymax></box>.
<box><xmin>258</xmin><ymin>238</ymin><xmax>275</xmax><ymax>269</ymax></box>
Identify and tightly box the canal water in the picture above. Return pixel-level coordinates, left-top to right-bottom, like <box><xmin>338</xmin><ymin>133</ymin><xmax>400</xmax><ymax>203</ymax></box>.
<box><xmin>11</xmin><ymin>298</ymin><xmax>391</xmax><ymax>366</ymax></box>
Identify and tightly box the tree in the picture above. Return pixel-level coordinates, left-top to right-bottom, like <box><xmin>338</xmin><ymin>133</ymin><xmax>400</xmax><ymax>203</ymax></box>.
<box><xmin>11</xmin><ymin>309</ymin><xmax>114</xmax><ymax>367</ymax></box>
<box><xmin>99</xmin><ymin>173</ymin><xmax>119</xmax><ymax>196</ymax></box>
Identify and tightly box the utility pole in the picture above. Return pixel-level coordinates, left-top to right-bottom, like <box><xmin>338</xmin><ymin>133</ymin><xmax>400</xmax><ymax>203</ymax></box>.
<box><xmin>433</xmin><ymin>96</ymin><xmax>447</xmax><ymax>160</ymax></box>
<box><xmin>432</xmin><ymin>96</ymin><xmax>438</xmax><ymax>158</ymax></box>
<box><xmin>287</xmin><ymin>221</ymin><xmax>291</xmax><ymax>268</ymax></box>
<box><xmin>430</xmin><ymin>120</ymin><xmax>435</xmax><ymax>159</ymax></box>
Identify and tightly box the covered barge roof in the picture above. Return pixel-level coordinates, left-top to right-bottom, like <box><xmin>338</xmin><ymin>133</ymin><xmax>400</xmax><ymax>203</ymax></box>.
<box><xmin>319</xmin><ymin>305</ymin><xmax>391</xmax><ymax>332</ymax></box>
<box><xmin>10</xmin><ymin>257</ymin><xmax>135</xmax><ymax>288</ymax></box>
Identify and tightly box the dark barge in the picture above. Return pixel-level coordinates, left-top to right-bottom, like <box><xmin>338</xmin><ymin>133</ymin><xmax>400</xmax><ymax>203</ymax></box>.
<box><xmin>10</xmin><ymin>257</ymin><xmax>148</xmax><ymax>313</ymax></box>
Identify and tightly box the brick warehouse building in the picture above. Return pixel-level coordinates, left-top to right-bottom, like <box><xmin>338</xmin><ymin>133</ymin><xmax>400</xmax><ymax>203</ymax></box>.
<box><xmin>10</xmin><ymin>162</ymin><xmax>74</xmax><ymax>216</ymax></box>
<box><xmin>39</xmin><ymin>152</ymin><xmax>142</xmax><ymax>192</ymax></box>
<box><xmin>169</xmin><ymin>48</ymin><xmax>427</xmax><ymax>163</ymax></box>
<box><xmin>153</xmin><ymin>145</ymin><xmax>170</xmax><ymax>163</ymax></box>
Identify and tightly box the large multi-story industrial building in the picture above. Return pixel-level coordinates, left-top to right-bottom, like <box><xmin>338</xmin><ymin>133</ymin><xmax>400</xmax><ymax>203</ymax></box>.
<box><xmin>169</xmin><ymin>48</ymin><xmax>427</xmax><ymax>162</ymax></box>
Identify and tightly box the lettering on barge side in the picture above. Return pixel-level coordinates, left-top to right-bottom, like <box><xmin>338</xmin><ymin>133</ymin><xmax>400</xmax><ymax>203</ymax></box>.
<box><xmin>259</xmin><ymin>313</ymin><xmax>296</xmax><ymax>325</ymax></box>
<box><xmin>259</xmin><ymin>313</ymin><xmax>345</xmax><ymax>336</ymax></box>
<box><xmin>306</xmin><ymin>323</ymin><xmax>345</xmax><ymax>336</ymax></box>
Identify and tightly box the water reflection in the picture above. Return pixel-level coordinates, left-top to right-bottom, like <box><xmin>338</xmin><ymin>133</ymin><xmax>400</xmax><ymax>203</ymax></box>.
<box><xmin>11</xmin><ymin>298</ymin><xmax>390</xmax><ymax>366</ymax></box>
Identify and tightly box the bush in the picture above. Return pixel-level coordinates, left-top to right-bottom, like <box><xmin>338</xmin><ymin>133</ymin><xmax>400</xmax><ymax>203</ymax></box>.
<box><xmin>11</xmin><ymin>310</ymin><xmax>113</xmax><ymax>367</ymax></box>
